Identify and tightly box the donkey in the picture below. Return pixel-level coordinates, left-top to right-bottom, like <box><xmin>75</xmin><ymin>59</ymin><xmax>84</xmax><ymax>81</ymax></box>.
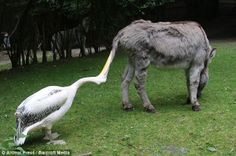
<box><xmin>51</xmin><ymin>17</ymin><xmax>90</xmax><ymax>58</ymax></box>
<box><xmin>102</xmin><ymin>19</ymin><xmax>216</xmax><ymax>112</ymax></box>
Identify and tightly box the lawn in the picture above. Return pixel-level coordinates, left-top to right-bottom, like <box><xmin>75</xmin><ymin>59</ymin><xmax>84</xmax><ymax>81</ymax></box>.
<box><xmin>0</xmin><ymin>40</ymin><xmax>236</xmax><ymax>155</ymax></box>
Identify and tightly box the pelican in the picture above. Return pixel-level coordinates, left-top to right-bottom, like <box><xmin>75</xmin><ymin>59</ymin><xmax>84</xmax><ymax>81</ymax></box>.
<box><xmin>14</xmin><ymin>53</ymin><xmax>114</xmax><ymax>146</ymax></box>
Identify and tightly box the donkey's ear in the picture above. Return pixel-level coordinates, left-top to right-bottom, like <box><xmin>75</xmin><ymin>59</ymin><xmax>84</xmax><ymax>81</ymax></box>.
<box><xmin>210</xmin><ymin>48</ymin><xmax>216</xmax><ymax>59</ymax></box>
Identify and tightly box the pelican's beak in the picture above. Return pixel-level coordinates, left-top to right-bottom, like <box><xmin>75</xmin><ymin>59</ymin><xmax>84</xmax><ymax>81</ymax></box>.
<box><xmin>98</xmin><ymin>52</ymin><xmax>113</xmax><ymax>78</ymax></box>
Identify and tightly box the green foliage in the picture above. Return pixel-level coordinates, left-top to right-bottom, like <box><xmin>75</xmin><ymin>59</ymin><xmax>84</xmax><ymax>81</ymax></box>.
<box><xmin>35</xmin><ymin>0</ymin><xmax>91</xmax><ymax>18</ymax></box>
<box><xmin>0</xmin><ymin>41</ymin><xmax>236</xmax><ymax>155</ymax></box>
<box><xmin>118</xmin><ymin>0</ymin><xmax>175</xmax><ymax>9</ymax></box>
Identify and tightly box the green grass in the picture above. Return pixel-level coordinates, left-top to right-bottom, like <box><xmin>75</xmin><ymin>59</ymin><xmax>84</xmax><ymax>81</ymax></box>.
<box><xmin>0</xmin><ymin>41</ymin><xmax>236</xmax><ymax>155</ymax></box>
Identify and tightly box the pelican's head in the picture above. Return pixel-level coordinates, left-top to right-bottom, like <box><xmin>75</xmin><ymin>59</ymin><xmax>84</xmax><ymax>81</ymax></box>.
<box><xmin>14</xmin><ymin>115</ymin><xmax>27</xmax><ymax>146</ymax></box>
<box><xmin>94</xmin><ymin>75</ymin><xmax>107</xmax><ymax>85</ymax></box>
<box><xmin>14</xmin><ymin>128</ymin><xmax>27</xmax><ymax>146</ymax></box>
<box><xmin>14</xmin><ymin>135</ymin><xmax>26</xmax><ymax>146</ymax></box>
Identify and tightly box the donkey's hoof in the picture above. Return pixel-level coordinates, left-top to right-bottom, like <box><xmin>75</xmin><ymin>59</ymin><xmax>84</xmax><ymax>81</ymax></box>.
<box><xmin>123</xmin><ymin>103</ymin><xmax>134</xmax><ymax>111</ymax></box>
<box><xmin>192</xmin><ymin>105</ymin><xmax>201</xmax><ymax>111</ymax></box>
<box><xmin>123</xmin><ymin>107</ymin><xmax>134</xmax><ymax>111</ymax></box>
<box><xmin>144</xmin><ymin>105</ymin><xmax>156</xmax><ymax>113</ymax></box>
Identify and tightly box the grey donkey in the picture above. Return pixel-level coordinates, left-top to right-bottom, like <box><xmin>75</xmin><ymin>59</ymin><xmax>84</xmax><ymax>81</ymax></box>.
<box><xmin>103</xmin><ymin>19</ymin><xmax>216</xmax><ymax>112</ymax></box>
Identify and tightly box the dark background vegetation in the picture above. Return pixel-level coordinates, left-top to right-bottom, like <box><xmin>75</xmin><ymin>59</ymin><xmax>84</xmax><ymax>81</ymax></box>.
<box><xmin>0</xmin><ymin>0</ymin><xmax>235</xmax><ymax>68</ymax></box>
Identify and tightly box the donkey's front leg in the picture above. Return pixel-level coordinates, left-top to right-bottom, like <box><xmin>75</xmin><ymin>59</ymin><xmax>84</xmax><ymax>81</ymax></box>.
<box><xmin>188</xmin><ymin>65</ymin><xmax>204</xmax><ymax>111</ymax></box>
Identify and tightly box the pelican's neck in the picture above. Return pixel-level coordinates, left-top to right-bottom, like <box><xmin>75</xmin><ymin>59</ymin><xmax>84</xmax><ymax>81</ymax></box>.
<box><xmin>71</xmin><ymin>49</ymin><xmax>114</xmax><ymax>90</ymax></box>
<box><xmin>58</xmin><ymin>76</ymin><xmax>106</xmax><ymax>115</ymax></box>
<box><xmin>72</xmin><ymin>76</ymin><xmax>106</xmax><ymax>90</ymax></box>
<box><xmin>62</xmin><ymin>53</ymin><xmax>113</xmax><ymax>113</ymax></box>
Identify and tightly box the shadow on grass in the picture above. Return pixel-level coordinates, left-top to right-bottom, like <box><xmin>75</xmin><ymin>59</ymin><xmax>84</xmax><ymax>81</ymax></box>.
<box><xmin>128</xmin><ymin>94</ymin><xmax>189</xmax><ymax>112</ymax></box>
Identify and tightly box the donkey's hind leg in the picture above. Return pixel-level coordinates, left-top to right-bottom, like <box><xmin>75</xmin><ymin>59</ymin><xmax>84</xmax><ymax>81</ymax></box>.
<box><xmin>121</xmin><ymin>63</ymin><xmax>135</xmax><ymax>111</ymax></box>
<box><xmin>134</xmin><ymin>55</ymin><xmax>155</xmax><ymax>113</ymax></box>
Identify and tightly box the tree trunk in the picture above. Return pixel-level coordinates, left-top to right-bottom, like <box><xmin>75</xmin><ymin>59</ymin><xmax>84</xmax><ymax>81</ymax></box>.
<box><xmin>52</xmin><ymin>50</ymin><xmax>57</xmax><ymax>61</ymax></box>
<box><xmin>8</xmin><ymin>46</ymin><xmax>19</xmax><ymax>68</ymax></box>
<box><xmin>42</xmin><ymin>48</ymin><xmax>47</xmax><ymax>63</ymax></box>
<box><xmin>32</xmin><ymin>21</ymin><xmax>39</xmax><ymax>64</ymax></box>
<box><xmin>42</xmin><ymin>22</ymin><xmax>47</xmax><ymax>63</ymax></box>
<box><xmin>21</xmin><ymin>50</ymin><xmax>25</xmax><ymax>65</ymax></box>
<box><xmin>7</xmin><ymin>0</ymin><xmax>34</xmax><ymax>68</ymax></box>
<box><xmin>25</xmin><ymin>49</ymin><xmax>30</xmax><ymax>65</ymax></box>
<box><xmin>64</xmin><ymin>31</ymin><xmax>70</xmax><ymax>59</ymax></box>
<box><xmin>32</xmin><ymin>48</ymin><xmax>38</xmax><ymax>64</ymax></box>
<box><xmin>66</xmin><ymin>48</ymin><xmax>72</xmax><ymax>59</ymax></box>
<box><xmin>58</xmin><ymin>32</ymin><xmax>65</xmax><ymax>60</ymax></box>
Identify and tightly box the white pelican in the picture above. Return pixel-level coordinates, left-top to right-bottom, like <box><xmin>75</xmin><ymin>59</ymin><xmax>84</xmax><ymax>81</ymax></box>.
<box><xmin>14</xmin><ymin>52</ymin><xmax>114</xmax><ymax>146</ymax></box>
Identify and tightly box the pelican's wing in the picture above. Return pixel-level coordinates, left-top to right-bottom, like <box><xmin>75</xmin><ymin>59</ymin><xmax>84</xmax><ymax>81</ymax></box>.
<box><xmin>16</xmin><ymin>86</ymin><xmax>68</xmax><ymax>131</ymax></box>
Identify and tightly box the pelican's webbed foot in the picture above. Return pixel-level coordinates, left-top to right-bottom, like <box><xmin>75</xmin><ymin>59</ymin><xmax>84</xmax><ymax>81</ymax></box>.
<box><xmin>43</xmin><ymin>132</ymin><xmax>60</xmax><ymax>140</ymax></box>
